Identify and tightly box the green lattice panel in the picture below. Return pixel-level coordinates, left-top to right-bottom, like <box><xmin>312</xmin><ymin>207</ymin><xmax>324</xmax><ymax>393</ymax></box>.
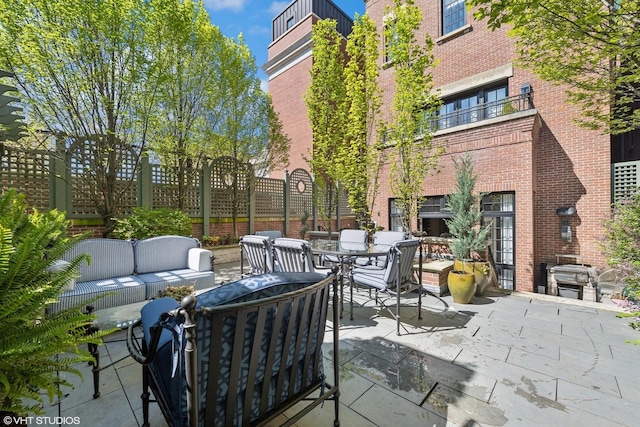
<box><xmin>0</xmin><ymin>146</ymin><xmax>50</xmax><ymax>210</ymax></box>
<box><xmin>612</xmin><ymin>161</ymin><xmax>640</xmax><ymax>202</ymax></box>
<box><xmin>255</xmin><ymin>177</ymin><xmax>284</xmax><ymax>217</ymax></box>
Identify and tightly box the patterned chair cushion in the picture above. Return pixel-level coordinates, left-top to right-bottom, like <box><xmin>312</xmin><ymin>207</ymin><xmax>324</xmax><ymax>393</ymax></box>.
<box><xmin>141</xmin><ymin>272</ymin><xmax>329</xmax><ymax>427</ymax></box>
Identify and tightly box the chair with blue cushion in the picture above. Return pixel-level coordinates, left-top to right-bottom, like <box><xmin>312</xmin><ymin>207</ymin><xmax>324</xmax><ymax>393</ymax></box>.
<box><xmin>350</xmin><ymin>239</ymin><xmax>421</xmax><ymax>335</ymax></box>
<box><xmin>127</xmin><ymin>271</ymin><xmax>340</xmax><ymax>427</ymax></box>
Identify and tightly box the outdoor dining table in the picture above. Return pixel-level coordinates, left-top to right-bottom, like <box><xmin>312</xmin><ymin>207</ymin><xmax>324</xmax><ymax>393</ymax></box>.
<box><xmin>309</xmin><ymin>239</ymin><xmax>391</xmax><ymax>318</ymax></box>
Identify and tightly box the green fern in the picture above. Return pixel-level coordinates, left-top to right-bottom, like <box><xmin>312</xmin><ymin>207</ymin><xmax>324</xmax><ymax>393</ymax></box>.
<box><xmin>0</xmin><ymin>190</ymin><xmax>109</xmax><ymax>415</ymax></box>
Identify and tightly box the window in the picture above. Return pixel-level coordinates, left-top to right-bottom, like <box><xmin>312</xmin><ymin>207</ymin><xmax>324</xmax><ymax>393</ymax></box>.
<box><xmin>436</xmin><ymin>84</ymin><xmax>507</xmax><ymax>130</ymax></box>
<box><xmin>286</xmin><ymin>17</ymin><xmax>295</xmax><ymax>30</ymax></box>
<box><xmin>443</xmin><ymin>0</ymin><xmax>466</xmax><ymax>35</ymax></box>
<box><xmin>383</xmin><ymin>21</ymin><xmax>398</xmax><ymax>64</ymax></box>
<box><xmin>482</xmin><ymin>193</ymin><xmax>515</xmax><ymax>290</ymax></box>
<box><xmin>389</xmin><ymin>199</ymin><xmax>405</xmax><ymax>232</ymax></box>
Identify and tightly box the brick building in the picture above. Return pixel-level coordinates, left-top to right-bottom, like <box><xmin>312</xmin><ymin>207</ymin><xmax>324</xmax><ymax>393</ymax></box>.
<box><xmin>264</xmin><ymin>0</ymin><xmax>633</xmax><ymax>292</ymax></box>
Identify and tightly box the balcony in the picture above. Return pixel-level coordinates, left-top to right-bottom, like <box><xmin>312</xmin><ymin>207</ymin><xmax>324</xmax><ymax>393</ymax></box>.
<box><xmin>433</xmin><ymin>92</ymin><xmax>535</xmax><ymax>133</ymax></box>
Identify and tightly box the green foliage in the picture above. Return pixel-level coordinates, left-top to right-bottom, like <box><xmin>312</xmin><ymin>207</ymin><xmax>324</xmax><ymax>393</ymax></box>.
<box><xmin>601</xmin><ymin>190</ymin><xmax>640</xmax><ymax>300</ymax></box>
<box><xmin>305</xmin><ymin>19</ymin><xmax>349</xmax><ymax>233</ymax></box>
<box><xmin>111</xmin><ymin>207</ymin><xmax>192</xmax><ymax>240</ymax></box>
<box><xmin>0</xmin><ymin>0</ymin><xmax>155</xmax><ymax>233</ymax></box>
<box><xmin>384</xmin><ymin>0</ymin><xmax>442</xmax><ymax>233</ymax></box>
<box><xmin>0</xmin><ymin>0</ymin><xmax>287</xmax><ymax>235</ymax></box>
<box><xmin>445</xmin><ymin>154</ymin><xmax>492</xmax><ymax>262</ymax></box>
<box><xmin>0</xmin><ymin>190</ymin><xmax>106</xmax><ymax>415</ymax></box>
<box><xmin>145</xmin><ymin>0</ymin><xmax>225</xmax><ymax>210</ymax></box>
<box><xmin>343</xmin><ymin>14</ymin><xmax>385</xmax><ymax>229</ymax></box>
<box><xmin>468</xmin><ymin>0</ymin><xmax>640</xmax><ymax>134</ymax></box>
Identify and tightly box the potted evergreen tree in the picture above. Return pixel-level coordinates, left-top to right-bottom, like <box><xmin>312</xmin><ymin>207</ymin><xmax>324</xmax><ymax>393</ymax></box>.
<box><xmin>445</xmin><ymin>154</ymin><xmax>492</xmax><ymax>303</ymax></box>
<box><xmin>0</xmin><ymin>190</ymin><xmax>106</xmax><ymax>418</ymax></box>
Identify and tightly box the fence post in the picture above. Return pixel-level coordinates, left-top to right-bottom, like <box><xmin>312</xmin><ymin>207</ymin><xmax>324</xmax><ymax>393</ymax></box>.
<box><xmin>201</xmin><ymin>161</ymin><xmax>211</xmax><ymax>237</ymax></box>
<box><xmin>284</xmin><ymin>169</ymin><xmax>290</xmax><ymax>236</ymax></box>
<box><xmin>248</xmin><ymin>173</ymin><xmax>255</xmax><ymax>235</ymax></box>
<box><xmin>138</xmin><ymin>155</ymin><xmax>152</xmax><ymax>208</ymax></box>
<box><xmin>50</xmin><ymin>137</ymin><xmax>69</xmax><ymax>212</ymax></box>
<box><xmin>312</xmin><ymin>179</ymin><xmax>318</xmax><ymax>231</ymax></box>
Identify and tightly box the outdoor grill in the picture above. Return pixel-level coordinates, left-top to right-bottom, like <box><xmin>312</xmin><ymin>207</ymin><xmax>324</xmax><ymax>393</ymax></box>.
<box><xmin>548</xmin><ymin>264</ymin><xmax>599</xmax><ymax>302</ymax></box>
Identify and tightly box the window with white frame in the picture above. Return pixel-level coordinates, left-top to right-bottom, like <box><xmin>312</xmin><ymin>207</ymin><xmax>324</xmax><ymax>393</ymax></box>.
<box><xmin>443</xmin><ymin>0</ymin><xmax>466</xmax><ymax>35</ymax></box>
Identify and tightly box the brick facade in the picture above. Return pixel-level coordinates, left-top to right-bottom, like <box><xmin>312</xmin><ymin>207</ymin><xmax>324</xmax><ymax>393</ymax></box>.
<box><xmin>266</xmin><ymin>0</ymin><xmax>612</xmax><ymax>293</ymax></box>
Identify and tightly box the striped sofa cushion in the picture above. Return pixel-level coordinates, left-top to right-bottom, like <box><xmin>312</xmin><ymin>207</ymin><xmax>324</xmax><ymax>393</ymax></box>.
<box><xmin>47</xmin><ymin>275</ymin><xmax>146</xmax><ymax>313</ymax></box>
<box><xmin>63</xmin><ymin>238</ymin><xmax>135</xmax><ymax>282</ymax></box>
<box><xmin>134</xmin><ymin>236</ymin><xmax>199</xmax><ymax>274</ymax></box>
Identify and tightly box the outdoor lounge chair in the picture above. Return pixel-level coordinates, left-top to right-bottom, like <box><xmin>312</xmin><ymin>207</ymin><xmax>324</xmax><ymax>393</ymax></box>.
<box><xmin>127</xmin><ymin>271</ymin><xmax>340</xmax><ymax>427</ymax></box>
<box><xmin>271</xmin><ymin>238</ymin><xmax>329</xmax><ymax>274</ymax></box>
<box><xmin>239</xmin><ymin>234</ymin><xmax>274</xmax><ymax>276</ymax></box>
<box><xmin>350</xmin><ymin>239</ymin><xmax>421</xmax><ymax>335</ymax></box>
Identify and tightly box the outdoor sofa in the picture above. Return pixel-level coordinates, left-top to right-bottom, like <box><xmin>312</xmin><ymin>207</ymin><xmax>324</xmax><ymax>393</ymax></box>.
<box><xmin>47</xmin><ymin>235</ymin><xmax>214</xmax><ymax>314</ymax></box>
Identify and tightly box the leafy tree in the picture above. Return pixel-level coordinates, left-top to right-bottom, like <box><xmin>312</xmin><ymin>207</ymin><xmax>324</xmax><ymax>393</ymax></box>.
<box><xmin>304</xmin><ymin>19</ymin><xmax>349</xmax><ymax>234</ymax></box>
<box><xmin>205</xmin><ymin>36</ymin><xmax>290</xmax><ymax>237</ymax></box>
<box><xmin>468</xmin><ymin>0</ymin><xmax>640</xmax><ymax>134</ymax></box>
<box><xmin>383</xmin><ymin>0</ymin><xmax>442</xmax><ymax>233</ymax></box>
<box><xmin>145</xmin><ymin>0</ymin><xmax>225</xmax><ymax>210</ymax></box>
<box><xmin>343</xmin><ymin>13</ymin><xmax>385</xmax><ymax>231</ymax></box>
<box><xmin>0</xmin><ymin>190</ymin><xmax>106</xmax><ymax>415</ymax></box>
<box><xmin>0</xmin><ymin>0</ymin><xmax>158</xmax><ymax>235</ymax></box>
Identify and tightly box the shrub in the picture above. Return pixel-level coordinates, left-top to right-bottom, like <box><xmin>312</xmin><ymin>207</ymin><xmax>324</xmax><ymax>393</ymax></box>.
<box><xmin>602</xmin><ymin>191</ymin><xmax>640</xmax><ymax>298</ymax></box>
<box><xmin>602</xmin><ymin>190</ymin><xmax>640</xmax><ymax>336</ymax></box>
<box><xmin>0</xmin><ymin>190</ymin><xmax>106</xmax><ymax>415</ymax></box>
<box><xmin>111</xmin><ymin>207</ymin><xmax>192</xmax><ymax>240</ymax></box>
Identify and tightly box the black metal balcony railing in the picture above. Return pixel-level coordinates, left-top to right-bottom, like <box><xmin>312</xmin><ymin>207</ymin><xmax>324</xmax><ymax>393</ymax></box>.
<box><xmin>432</xmin><ymin>92</ymin><xmax>534</xmax><ymax>132</ymax></box>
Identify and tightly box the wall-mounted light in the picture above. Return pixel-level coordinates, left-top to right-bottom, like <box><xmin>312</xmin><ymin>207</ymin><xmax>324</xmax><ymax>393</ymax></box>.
<box><xmin>556</xmin><ymin>207</ymin><xmax>577</xmax><ymax>242</ymax></box>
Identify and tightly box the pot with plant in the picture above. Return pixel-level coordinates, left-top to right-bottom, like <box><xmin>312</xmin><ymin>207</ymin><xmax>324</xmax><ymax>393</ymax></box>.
<box><xmin>445</xmin><ymin>154</ymin><xmax>492</xmax><ymax>303</ymax></box>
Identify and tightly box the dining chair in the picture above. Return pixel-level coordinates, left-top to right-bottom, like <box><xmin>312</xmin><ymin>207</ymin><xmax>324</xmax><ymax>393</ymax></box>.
<box><xmin>239</xmin><ymin>234</ymin><xmax>274</xmax><ymax>276</ymax></box>
<box><xmin>355</xmin><ymin>230</ymin><xmax>407</xmax><ymax>267</ymax></box>
<box><xmin>255</xmin><ymin>230</ymin><xmax>283</xmax><ymax>242</ymax></box>
<box><xmin>272</xmin><ymin>237</ymin><xmax>330</xmax><ymax>274</ymax></box>
<box><xmin>350</xmin><ymin>239</ymin><xmax>421</xmax><ymax>334</ymax></box>
<box><xmin>324</xmin><ymin>229</ymin><xmax>368</xmax><ymax>265</ymax></box>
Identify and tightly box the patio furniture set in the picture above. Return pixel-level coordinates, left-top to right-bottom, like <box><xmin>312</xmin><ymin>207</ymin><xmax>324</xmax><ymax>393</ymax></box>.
<box><xmin>55</xmin><ymin>231</ymin><xmax>425</xmax><ymax>426</ymax></box>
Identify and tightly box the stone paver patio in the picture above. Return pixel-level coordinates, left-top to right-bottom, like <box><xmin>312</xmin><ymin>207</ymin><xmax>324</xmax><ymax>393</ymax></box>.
<box><xmin>39</xmin><ymin>262</ymin><xmax>638</xmax><ymax>426</ymax></box>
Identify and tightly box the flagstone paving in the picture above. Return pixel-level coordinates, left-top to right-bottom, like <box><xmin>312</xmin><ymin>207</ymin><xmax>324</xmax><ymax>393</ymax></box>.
<box><xmin>38</xmin><ymin>262</ymin><xmax>638</xmax><ymax>426</ymax></box>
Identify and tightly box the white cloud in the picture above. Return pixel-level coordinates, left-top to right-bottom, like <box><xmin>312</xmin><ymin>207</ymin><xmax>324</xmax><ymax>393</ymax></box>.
<box><xmin>203</xmin><ymin>0</ymin><xmax>247</xmax><ymax>12</ymax></box>
<box><xmin>260</xmin><ymin>78</ymin><xmax>269</xmax><ymax>93</ymax></box>
<box><xmin>267</xmin><ymin>1</ymin><xmax>290</xmax><ymax>16</ymax></box>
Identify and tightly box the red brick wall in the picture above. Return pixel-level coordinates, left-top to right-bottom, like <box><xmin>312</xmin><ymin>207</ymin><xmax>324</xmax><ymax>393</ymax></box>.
<box><xmin>366</xmin><ymin>0</ymin><xmax>611</xmax><ymax>291</ymax></box>
<box><xmin>269</xmin><ymin>0</ymin><xmax>612</xmax><ymax>292</ymax></box>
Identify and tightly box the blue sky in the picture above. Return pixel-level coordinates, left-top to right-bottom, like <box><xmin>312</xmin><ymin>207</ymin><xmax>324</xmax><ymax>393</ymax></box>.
<box><xmin>201</xmin><ymin>0</ymin><xmax>366</xmax><ymax>90</ymax></box>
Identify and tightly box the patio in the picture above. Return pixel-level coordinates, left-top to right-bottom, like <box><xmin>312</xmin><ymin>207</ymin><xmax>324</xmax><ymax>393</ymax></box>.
<box><xmin>40</xmin><ymin>261</ymin><xmax>637</xmax><ymax>427</ymax></box>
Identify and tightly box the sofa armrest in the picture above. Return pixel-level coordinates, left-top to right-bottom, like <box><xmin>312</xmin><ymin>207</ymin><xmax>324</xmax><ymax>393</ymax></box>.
<box><xmin>188</xmin><ymin>248</ymin><xmax>212</xmax><ymax>271</ymax></box>
<box><xmin>48</xmin><ymin>260</ymin><xmax>76</xmax><ymax>292</ymax></box>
